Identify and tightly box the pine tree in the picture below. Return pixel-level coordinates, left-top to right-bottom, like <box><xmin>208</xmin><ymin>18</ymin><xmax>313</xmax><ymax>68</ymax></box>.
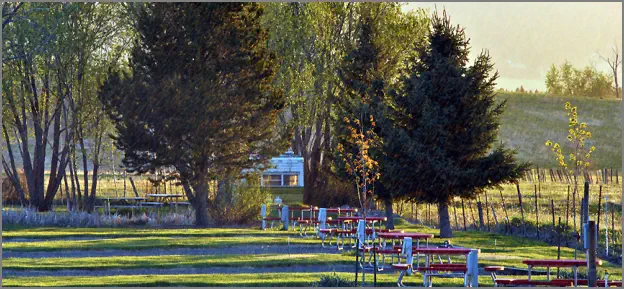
<box><xmin>100</xmin><ymin>3</ymin><xmax>289</xmax><ymax>226</ymax></box>
<box><xmin>384</xmin><ymin>10</ymin><xmax>529</xmax><ymax>237</ymax></box>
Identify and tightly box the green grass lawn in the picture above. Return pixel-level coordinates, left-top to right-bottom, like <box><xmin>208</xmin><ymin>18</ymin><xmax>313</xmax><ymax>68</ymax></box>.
<box><xmin>4</xmin><ymin>224</ymin><xmax>621</xmax><ymax>272</ymax></box>
<box><xmin>1</xmin><ymin>235</ymin><xmax>319</xmax><ymax>252</ymax></box>
<box><xmin>0</xmin><ymin>272</ymin><xmax>526</xmax><ymax>287</ymax></box>
<box><xmin>2</xmin><ymin>253</ymin><xmax>354</xmax><ymax>271</ymax></box>
<box><xmin>1</xmin><ymin>227</ymin><xmax>294</xmax><ymax>239</ymax></box>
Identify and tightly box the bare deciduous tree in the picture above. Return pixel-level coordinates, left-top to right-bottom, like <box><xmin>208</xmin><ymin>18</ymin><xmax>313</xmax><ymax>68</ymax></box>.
<box><xmin>598</xmin><ymin>42</ymin><xmax>622</xmax><ymax>99</ymax></box>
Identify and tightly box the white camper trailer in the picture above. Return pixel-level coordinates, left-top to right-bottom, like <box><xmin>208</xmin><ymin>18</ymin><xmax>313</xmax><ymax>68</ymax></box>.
<box><xmin>260</xmin><ymin>149</ymin><xmax>304</xmax><ymax>187</ymax></box>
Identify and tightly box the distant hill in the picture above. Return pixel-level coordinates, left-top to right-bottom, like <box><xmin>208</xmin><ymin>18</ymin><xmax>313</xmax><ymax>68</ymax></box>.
<box><xmin>2</xmin><ymin>93</ymin><xmax>621</xmax><ymax>172</ymax></box>
<box><xmin>496</xmin><ymin>92</ymin><xmax>622</xmax><ymax>169</ymax></box>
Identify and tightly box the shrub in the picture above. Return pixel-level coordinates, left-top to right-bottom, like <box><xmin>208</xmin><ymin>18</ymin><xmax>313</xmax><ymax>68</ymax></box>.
<box><xmin>207</xmin><ymin>172</ymin><xmax>272</xmax><ymax>225</ymax></box>
<box><xmin>313</xmin><ymin>272</ymin><xmax>354</xmax><ymax>287</ymax></box>
<box><xmin>2</xmin><ymin>170</ymin><xmax>28</xmax><ymax>205</ymax></box>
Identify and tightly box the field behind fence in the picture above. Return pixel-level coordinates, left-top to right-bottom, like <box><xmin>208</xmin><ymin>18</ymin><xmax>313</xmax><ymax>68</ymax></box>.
<box><xmin>394</xmin><ymin>168</ymin><xmax>622</xmax><ymax>262</ymax></box>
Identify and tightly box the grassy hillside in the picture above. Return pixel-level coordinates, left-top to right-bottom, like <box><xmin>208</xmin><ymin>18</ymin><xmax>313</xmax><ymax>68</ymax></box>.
<box><xmin>496</xmin><ymin>92</ymin><xmax>621</xmax><ymax>168</ymax></box>
<box><xmin>2</xmin><ymin>93</ymin><xmax>621</xmax><ymax>170</ymax></box>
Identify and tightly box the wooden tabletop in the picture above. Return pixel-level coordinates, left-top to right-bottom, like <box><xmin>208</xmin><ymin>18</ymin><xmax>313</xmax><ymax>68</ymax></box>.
<box><xmin>313</xmin><ymin>208</ymin><xmax>358</xmax><ymax>213</ymax></box>
<box><xmin>337</xmin><ymin>216</ymin><xmax>387</xmax><ymax>222</ymax></box>
<box><xmin>147</xmin><ymin>194</ymin><xmax>184</xmax><ymax>198</ymax></box>
<box><xmin>413</xmin><ymin>247</ymin><xmax>474</xmax><ymax>255</ymax></box>
<box><xmin>522</xmin><ymin>259</ymin><xmax>602</xmax><ymax>267</ymax></box>
<box><xmin>377</xmin><ymin>232</ymin><xmax>434</xmax><ymax>240</ymax></box>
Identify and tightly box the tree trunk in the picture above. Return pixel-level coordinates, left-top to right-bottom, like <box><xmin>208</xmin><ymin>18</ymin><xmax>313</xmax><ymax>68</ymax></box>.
<box><xmin>438</xmin><ymin>201</ymin><xmax>453</xmax><ymax>238</ymax></box>
<box><xmin>183</xmin><ymin>180</ymin><xmax>209</xmax><ymax>227</ymax></box>
<box><xmin>384</xmin><ymin>197</ymin><xmax>394</xmax><ymax>230</ymax></box>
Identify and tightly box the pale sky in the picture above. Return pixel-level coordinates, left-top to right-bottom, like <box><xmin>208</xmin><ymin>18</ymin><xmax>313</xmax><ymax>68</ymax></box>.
<box><xmin>402</xmin><ymin>2</ymin><xmax>622</xmax><ymax>91</ymax></box>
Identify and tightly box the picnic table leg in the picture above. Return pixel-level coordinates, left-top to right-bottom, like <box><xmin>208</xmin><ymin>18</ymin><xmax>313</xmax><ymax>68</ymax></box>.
<box><xmin>573</xmin><ymin>266</ymin><xmax>578</xmax><ymax>287</ymax></box>
<box><xmin>423</xmin><ymin>254</ymin><xmax>431</xmax><ymax>287</ymax></box>
<box><xmin>397</xmin><ymin>270</ymin><xmax>406</xmax><ymax>287</ymax></box>
<box><xmin>528</xmin><ymin>265</ymin><xmax>532</xmax><ymax>280</ymax></box>
<box><xmin>547</xmin><ymin>266</ymin><xmax>550</xmax><ymax>280</ymax></box>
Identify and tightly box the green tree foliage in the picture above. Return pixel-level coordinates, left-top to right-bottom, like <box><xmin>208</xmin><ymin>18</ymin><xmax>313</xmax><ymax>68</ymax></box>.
<box><xmin>100</xmin><ymin>3</ymin><xmax>289</xmax><ymax>226</ymax></box>
<box><xmin>383</xmin><ymin>10</ymin><xmax>529</xmax><ymax>237</ymax></box>
<box><xmin>545</xmin><ymin>61</ymin><xmax>614</xmax><ymax>98</ymax></box>
<box><xmin>2</xmin><ymin>3</ymin><xmax>130</xmax><ymax>211</ymax></box>
<box><xmin>262</xmin><ymin>3</ymin><xmax>429</xmax><ymax>206</ymax></box>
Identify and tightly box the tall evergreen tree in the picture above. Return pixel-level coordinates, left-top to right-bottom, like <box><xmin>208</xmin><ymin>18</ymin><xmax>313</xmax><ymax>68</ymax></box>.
<box><xmin>384</xmin><ymin>10</ymin><xmax>529</xmax><ymax>237</ymax></box>
<box><xmin>100</xmin><ymin>3</ymin><xmax>289</xmax><ymax>227</ymax></box>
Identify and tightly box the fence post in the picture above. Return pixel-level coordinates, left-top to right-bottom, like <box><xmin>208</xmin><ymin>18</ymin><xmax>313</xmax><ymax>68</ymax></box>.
<box><xmin>477</xmin><ymin>201</ymin><xmax>485</xmax><ymax>231</ymax></box>
<box><xmin>534</xmin><ymin>184</ymin><xmax>539</xmax><ymax>239</ymax></box>
<box><xmin>490</xmin><ymin>203</ymin><xmax>499</xmax><ymax>227</ymax></box>
<box><xmin>461</xmin><ymin>199</ymin><xmax>467</xmax><ymax>231</ymax></box>
<box><xmin>470</xmin><ymin>200</ymin><xmax>477</xmax><ymax>226</ymax></box>
<box><xmin>123</xmin><ymin>171</ymin><xmax>127</xmax><ymax>198</ymax></box>
<box><xmin>516</xmin><ymin>183</ymin><xmax>525</xmax><ymax>235</ymax></box>
<box><xmin>605</xmin><ymin>197</ymin><xmax>609</xmax><ymax>256</ymax></box>
<box><xmin>586</xmin><ymin>220</ymin><xmax>597</xmax><ymax>287</ymax></box>
<box><xmin>550</xmin><ymin>200</ymin><xmax>555</xmax><ymax>231</ymax></box>
<box><xmin>484</xmin><ymin>193</ymin><xmax>491</xmax><ymax>231</ymax></box>
<box><xmin>453</xmin><ymin>202</ymin><xmax>459</xmax><ymax>231</ymax></box>
<box><xmin>597</xmin><ymin>185</ymin><xmax>602</xmax><ymax>233</ymax></box>
<box><xmin>610</xmin><ymin>167</ymin><xmax>613</xmax><ymax>184</ymax></box>
<box><xmin>500</xmin><ymin>191</ymin><xmax>510</xmax><ymax>221</ymax></box>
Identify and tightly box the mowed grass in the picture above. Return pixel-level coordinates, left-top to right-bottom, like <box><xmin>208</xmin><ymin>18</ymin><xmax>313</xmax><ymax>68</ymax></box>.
<box><xmin>0</xmin><ymin>273</ymin><xmax>514</xmax><ymax>287</ymax></box>
<box><xmin>393</xmin><ymin>223</ymin><xmax>621</xmax><ymax>271</ymax></box>
<box><xmin>1</xmin><ymin>227</ymin><xmax>294</xmax><ymax>239</ymax></box>
<box><xmin>4</xmin><ymin>223</ymin><xmax>621</xmax><ymax>273</ymax></box>
<box><xmin>497</xmin><ymin>92</ymin><xmax>622</xmax><ymax>168</ymax></box>
<box><xmin>2</xmin><ymin>253</ymin><xmax>353</xmax><ymax>271</ymax></box>
<box><xmin>2</xmin><ymin>235</ymin><xmax>318</xmax><ymax>252</ymax></box>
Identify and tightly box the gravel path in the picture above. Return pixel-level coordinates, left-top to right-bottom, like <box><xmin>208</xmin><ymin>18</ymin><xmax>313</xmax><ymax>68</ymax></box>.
<box><xmin>2</xmin><ymin>264</ymin><xmax>365</xmax><ymax>277</ymax></box>
<box><xmin>3</xmin><ymin>244</ymin><xmax>345</xmax><ymax>259</ymax></box>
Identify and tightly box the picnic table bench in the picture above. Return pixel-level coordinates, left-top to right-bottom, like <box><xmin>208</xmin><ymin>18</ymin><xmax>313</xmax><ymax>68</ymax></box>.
<box><xmin>486</xmin><ymin>259</ymin><xmax>605</xmax><ymax>287</ymax></box>
<box><xmin>99</xmin><ymin>197</ymin><xmax>148</xmax><ymax>215</ymax></box>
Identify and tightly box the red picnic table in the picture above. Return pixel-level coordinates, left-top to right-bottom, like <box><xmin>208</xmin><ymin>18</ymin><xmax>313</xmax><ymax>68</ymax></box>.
<box><xmin>391</xmin><ymin>246</ymin><xmax>478</xmax><ymax>287</ymax></box>
<box><xmin>377</xmin><ymin>231</ymin><xmax>435</xmax><ymax>253</ymax></box>
<box><xmin>374</xmin><ymin>232</ymin><xmax>434</xmax><ymax>271</ymax></box>
<box><xmin>337</xmin><ymin>216</ymin><xmax>387</xmax><ymax>239</ymax></box>
<box><xmin>313</xmin><ymin>207</ymin><xmax>358</xmax><ymax>214</ymax></box>
<box><xmin>337</xmin><ymin>216</ymin><xmax>387</xmax><ymax>222</ymax></box>
<box><xmin>415</xmin><ymin>247</ymin><xmax>476</xmax><ymax>287</ymax></box>
<box><xmin>523</xmin><ymin>259</ymin><xmax>602</xmax><ymax>287</ymax></box>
